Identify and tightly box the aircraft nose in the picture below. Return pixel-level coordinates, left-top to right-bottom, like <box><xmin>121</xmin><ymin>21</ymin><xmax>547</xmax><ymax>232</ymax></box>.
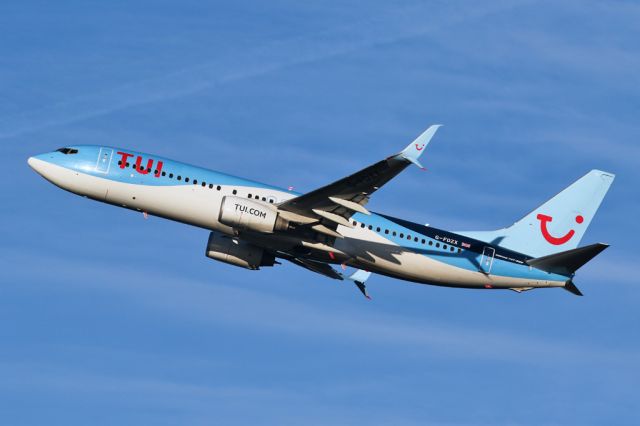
<box><xmin>27</xmin><ymin>155</ymin><xmax>49</xmax><ymax>177</ymax></box>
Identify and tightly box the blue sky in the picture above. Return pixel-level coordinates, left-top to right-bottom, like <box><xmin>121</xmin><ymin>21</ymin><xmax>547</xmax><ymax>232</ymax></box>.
<box><xmin>1</xmin><ymin>0</ymin><xmax>639</xmax><ymax>424</ymax></box>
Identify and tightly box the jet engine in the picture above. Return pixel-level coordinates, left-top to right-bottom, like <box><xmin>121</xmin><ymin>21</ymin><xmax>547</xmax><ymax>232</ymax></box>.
<box><xmin>218</xmin><ymin>196</ymin><xmax>288</xmax><ymax>233</ymax></box>
<box><xmin>205</xmin><ymin>231</ymin><xmax>275</xmax><ymax>270</ymax></box>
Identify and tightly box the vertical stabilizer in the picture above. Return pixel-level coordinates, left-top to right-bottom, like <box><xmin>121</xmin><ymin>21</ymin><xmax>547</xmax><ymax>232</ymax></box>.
<box><xmin>459</xmin><ymin>170</ymin><xmax>614</xmax><ymax>258</ymax></box>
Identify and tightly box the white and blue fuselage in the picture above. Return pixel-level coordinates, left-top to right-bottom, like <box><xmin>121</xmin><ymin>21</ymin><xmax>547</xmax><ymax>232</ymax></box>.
<box><xmin>28</xmin><ymin>140</ymin><xmax>613</xmax><ymax>296</ymax></box>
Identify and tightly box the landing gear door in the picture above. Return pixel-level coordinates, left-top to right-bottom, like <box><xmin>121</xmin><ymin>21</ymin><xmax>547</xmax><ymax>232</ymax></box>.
<box><xmin>96</xmin><ymin>147</ymin><xmax>113</xmax><ymax>174</ymax></box>
<box><xmin>480</xmin><ymin>246</ymin><xmax>495</xmax><ymax>274</ymax></box>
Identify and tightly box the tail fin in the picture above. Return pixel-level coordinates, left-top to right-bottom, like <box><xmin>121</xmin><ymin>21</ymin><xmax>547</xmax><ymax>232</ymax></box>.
<box><xmin>459</xmin><ymin>170</ymin><xmax>614</xmax><ymax>257</ymax></box>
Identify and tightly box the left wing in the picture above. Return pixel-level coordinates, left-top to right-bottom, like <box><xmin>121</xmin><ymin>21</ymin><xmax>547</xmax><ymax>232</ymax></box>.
<box><xmin>277</xmin><ymin>125</ymin><xmax>441</xmax><ymax>238</ymax></box>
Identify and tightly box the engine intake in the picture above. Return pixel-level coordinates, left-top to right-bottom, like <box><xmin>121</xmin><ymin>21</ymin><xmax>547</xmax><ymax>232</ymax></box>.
<box><xmin>218</xmin><ymin>196</ymin><xmax>288</xmax><ymax>233</ymax></box>
<box><xmin>205</xmin><ymin>231</ymin><xmax>275</xmax><ymax>270</ymax></box>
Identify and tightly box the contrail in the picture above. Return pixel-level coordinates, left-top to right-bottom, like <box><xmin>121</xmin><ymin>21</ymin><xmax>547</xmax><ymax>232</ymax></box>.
<box><xmin>0</xmin><ymin>0</ymin><xmax>534</xmax><ymax>140</ymax></box>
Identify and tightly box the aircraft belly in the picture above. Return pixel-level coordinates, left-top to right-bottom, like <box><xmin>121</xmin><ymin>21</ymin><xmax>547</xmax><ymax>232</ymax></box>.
<box><xmin>340</xmin><ymin>233</ymin><xmax>561</xmax><ymax>289</ymax></box>
<box><xmin>105</xmin><ymin>181</ymin><xmax>223</xmax><ymax>228</ymax></box>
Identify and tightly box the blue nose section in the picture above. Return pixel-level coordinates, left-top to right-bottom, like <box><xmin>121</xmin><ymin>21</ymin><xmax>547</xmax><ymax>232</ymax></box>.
<box><xmin>28</xmin><ymin>152</ymin><xmax>53</xmax><ymax>162</ymax></box>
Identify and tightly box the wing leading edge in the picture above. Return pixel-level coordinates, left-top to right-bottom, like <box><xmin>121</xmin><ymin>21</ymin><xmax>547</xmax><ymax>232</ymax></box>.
<box><xmin>277</xmin><ymin>125</ymin><xmax>442</xmax><ymax>237</ymax></box>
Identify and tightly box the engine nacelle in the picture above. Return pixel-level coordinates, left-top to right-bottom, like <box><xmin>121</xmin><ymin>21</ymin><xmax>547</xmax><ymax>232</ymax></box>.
<box><xmin>218</xmin><ymin>196</ymin><xmax>287</xmax><ymax>233</ymax></box>
<box><xmin>205</xmin><ymin>231</ymin><xmax>275</xmax><ymax>270</ymax></box>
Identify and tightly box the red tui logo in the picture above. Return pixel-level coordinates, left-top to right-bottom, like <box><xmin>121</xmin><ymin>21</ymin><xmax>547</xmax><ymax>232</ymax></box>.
<box><xmin>117</xmin><ymin>151</ymin><xmax>163</xmax><ymax>177</ymax></box>
<box><xmin>536</xmin><ymin>213</ymin><xmax>584</xmax><ymax>245</ymax></box>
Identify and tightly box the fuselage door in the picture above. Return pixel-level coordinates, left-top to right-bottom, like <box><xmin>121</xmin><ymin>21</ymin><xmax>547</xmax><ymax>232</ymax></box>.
<box><xmin>480</xmin><ymin>246</ymin><xmax>495</xmax><ymax>274</ymax></box>
<box><xmin>96</xmin><ymin>147</ymin><xmax>113</xmax><ymax>174</ymax></box>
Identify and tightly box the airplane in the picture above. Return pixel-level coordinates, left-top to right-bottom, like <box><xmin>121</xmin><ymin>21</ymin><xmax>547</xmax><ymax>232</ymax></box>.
<box><xmin>28</xmin><ymin>126</ymin><xmax>614</xmax><ymax>298</ymax></box>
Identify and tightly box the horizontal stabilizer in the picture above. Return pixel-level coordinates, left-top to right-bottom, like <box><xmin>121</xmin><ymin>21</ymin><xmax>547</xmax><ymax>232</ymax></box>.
<box><xmin>526</xmin><ymin>243</ymin><xmax>609</xmax><ymax>276</ymax></box>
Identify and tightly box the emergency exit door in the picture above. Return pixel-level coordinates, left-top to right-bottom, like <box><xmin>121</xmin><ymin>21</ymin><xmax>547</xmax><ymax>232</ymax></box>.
<box><xmin>96</xmin><ymin>148</ymin><xmax>113</xmax><ymax>173</ymax></box>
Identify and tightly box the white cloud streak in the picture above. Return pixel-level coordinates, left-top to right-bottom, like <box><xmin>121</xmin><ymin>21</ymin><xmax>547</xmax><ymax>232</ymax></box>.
<box><xmin>0</xmin><ymin>1</ymin><xmax>535</xmax><ymax>140</ymax></box>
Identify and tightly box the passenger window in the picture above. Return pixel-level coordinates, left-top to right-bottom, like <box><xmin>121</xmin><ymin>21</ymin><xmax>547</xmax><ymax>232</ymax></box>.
<box><xmin>414</xmin><ymin>237</ymin><xmax>418</xmax><ymax>242</ymax></box>
<box><xmin>392</xmin><ymin>231</ymin><xmax>397</xmax><ymax>236</ymax></box>
<box><xmin>177</xmin><ymin>176</ymin><xmax>182</xmax><ymax>180</ymax></box>
<box><xmin>248</xmin><ymin>194</ymin><xmax>252</xmax><ymax>198</ymax></box>
<box><xmin>169</xmin><ymin>173</ymin><xmax>173</xmax><ymax>178</ymax></box>
<box><xmin>262</xmin><ymin>197</ymin><xmax>266</xmax><ymax>201</ymax></box>
<box><xmin>118</xmin><ymin>161</ymin><xmax>122</xmax><ymax>165</ymax></box>
<box><xmin>443</xmin><ymin>245</ymin><xmax>447</xmax><ymax>250</ymax></box>
<box><xmin>368</xmin><ymin>225</ymin><xmax>372</xmax><ymax>230</ymax></box>
<box><xmin>458</xmin><ymin>248</ymin><xmax>462</xmax><ymax>253</ymax></box>
<box><xmin>360</xmin><ymin>223</ymin><xmax>365</xmax><ymax>228</ymax></box>
<box><xmin>201</xmin><ymin>182</ymin><xmax>206</xmax><ymax>187</ymax></box>
<box><xmin>436</xmin><ymin>243</ymin><xmax>440</xmax><ymax>248</ymax></box>
<box><xmin>421</xmin><ymin>239</ymin><xmax>425</xmax><ymax>244</ymax></box>
<box><xmin>217</xmin><ymin>186</ymin><xmax>221</xmax><ymax>190</ymax></box>
<box><xmin>385</xmin><ymin>229</ymin><xmax>389</xmax><ymax>234</ymax></box>
<box><xmin>193</xmin><ymin>179</ymin><xmax>197</xmax><ymax>185</ymax></box>
<box><xmin>429</xmin><ymin>241</ymin><xmax>433</xmax><ymax>246</ymax></box>
<box><xmin>352</xmin><ymin>221</ymin><xmax>357</xmax><ymax>226</ymax></box>
<box><xmin>126</xmin><ymin>162</ymin><xmax>130</xmax><ymax>167</ymax></box>
<box><xmin>185</xmin><ymin>177</ymin><xmax>190</xmax><ymax>183</ymax></box>
<box><xmin>209</xmin><ymin>184</ymin><xmax>213</xmax><ymax>189</ymax></box>
<box><xmin>376</xmin><ymin>227</ymin><xmax>380</xmax><ymax>232</ymax></box>
<box><xmin>162</xmin><ymin>171</ymin><xmax>166</xmax><ymax>176</ymax></box>
<box><xmin>400</xmin><ymin>233</ymin><xmax>404</xmax><ymax>238</ymax></box>
<box><xmin>232</xmin><ymin>189</ymin><xmax>237</xmax><ymax>195</ymax></box>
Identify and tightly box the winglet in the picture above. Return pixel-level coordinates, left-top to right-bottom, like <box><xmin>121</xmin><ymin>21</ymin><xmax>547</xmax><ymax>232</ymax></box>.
<box><xmin>347</xmin><ymin>269</ymin><xmax>372</xmax><ymax>299</ymax></box>
<box><xmin>397</xmin><ymin>124</ymin><xmax>442</xmax><ymax>169</ymax></box>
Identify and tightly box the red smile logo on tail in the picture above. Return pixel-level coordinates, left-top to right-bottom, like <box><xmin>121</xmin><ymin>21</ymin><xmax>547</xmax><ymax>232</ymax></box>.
<box><xmin>536</xmin><ymin>213</ymin><xmax>584</xmax><ymax>245</ymax></box>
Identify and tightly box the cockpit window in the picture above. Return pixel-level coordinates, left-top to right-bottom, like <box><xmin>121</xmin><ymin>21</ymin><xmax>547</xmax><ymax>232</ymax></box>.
<box><xmin>56</xmin><ymin>148</ymin><xmax>79</xmax><ymax>154</ymax></box>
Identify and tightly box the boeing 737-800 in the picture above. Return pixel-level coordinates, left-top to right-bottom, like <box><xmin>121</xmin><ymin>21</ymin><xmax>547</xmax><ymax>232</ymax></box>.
<box><xmin>28</xmin><ymin>126</ymin><xmax>614</xmax><ymax>298</ymax></box>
